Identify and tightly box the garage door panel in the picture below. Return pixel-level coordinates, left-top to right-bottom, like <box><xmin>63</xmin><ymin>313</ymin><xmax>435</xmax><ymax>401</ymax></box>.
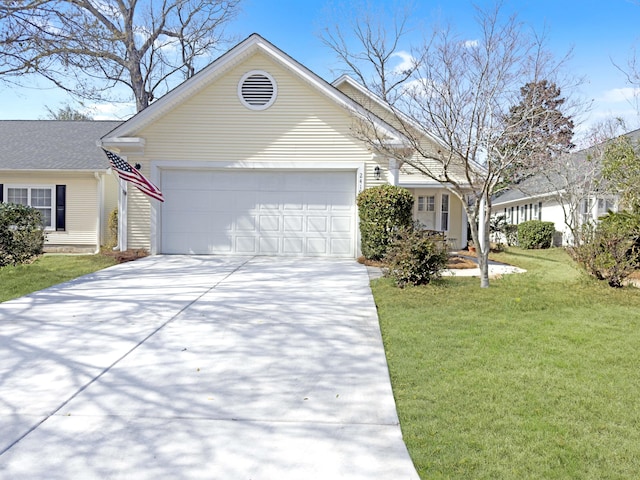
<box><xmin>236</xmin><ymin>215</ymin><xmax>257</xmax><ymax>232</ymax></box>
<box><xmin>330</xmin><ymin>192</ymin><xmax>356</xmax><ymax>209</ymax></box>
<box><xmin>163</xmin><ymin>189</ymin><xmax>209</xmax><ymax>211</ymax></box>
<box><xmin>331</xmin><ymin>217</ymin><xmax>352</xmax><ymax>233</ymax></box>
<box><xmin>234</xmin><ymin>192</ymin><xmax>257</xmax><ymax>210</ymax></box>
<box><xmin>305</xmin><ymin>192</ymin><xmax>330</xmax><ymax>211</ymax></box>
<box><xmin>165</xmin><ymin>212</ymin><xmax>211</xmax><ymax>233</ymax></box>
<box><xmin>283</xmin><ymin>237</ymin><xmax>304</xmax><ymax>254</ymax></box>
<box><xmin>210</xmin><ymin>213</ymin><xmax>233</xmax><ymax>232</ymax></box>
<box><xmin>259</xmin><ymin>215</ymin><xmax>280</xmax><ymax>232</ymax></box>
<box><xmin>161</xmin><ymin>170</ymin><xmax>355</xmax><ymax>257</ymax></box>
<box><xmin>331</xmin><ymin>238</ymin><xmax>352</xmax><ymax>255</ymax></box>
<box><xmin>284</xmin><ymin>215</ymin><xmax>303</xmax><ymax>232</ymax></box>
<box><xmin>259</xmin><ymin>237</ymin><xmax>279</xmax><ymax>254</ymax></box>
<box><xmin>259</xmin><ymin>173</ymin><xmax>284</xmax><ymax>190</ymax></box>
<box><xmin>307</xmin><ymin>238</ymin><xmax>328</xmax><ymax>254</ymax></box>
<box><xmin>163</xmin><ymin>170</ymin><xmax>210</xmax><ymax>188</ymax></box>
<box><xmin>235</xmin><ymin>236</ymin><xmax>257</xmax><ymax>254</ymax></box>
<box><xmin>259</xmin><ymin>191</ymin><xmax>281</xmax><ymax>209</ymax></box>
<box><xmin>308</xmin><ymin>217</ymin><xmax>328</xmax><ymax>233</ymax></box>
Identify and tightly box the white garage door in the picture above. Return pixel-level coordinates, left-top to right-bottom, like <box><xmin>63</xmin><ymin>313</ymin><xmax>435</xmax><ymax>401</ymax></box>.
<box><xmin>161</xmin><ymin>170</ymin><xmax>356</xmax><ymax>257</ymax></box>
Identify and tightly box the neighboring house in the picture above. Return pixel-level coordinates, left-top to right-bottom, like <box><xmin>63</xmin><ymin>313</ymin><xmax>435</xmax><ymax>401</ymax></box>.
<box><xmin>0</xmin><ymin>120</ymin><xmax>122</xmax><ymax>253</ymax></box>
<box><xmin>492</xmin><ymin>130</ymin><xmax>636</xmax><ymax>246</ymax></box>
<box><xmin>99</xmin><ymin>33</ymin><xmax>470</xmax><ymax>257</ymax></box>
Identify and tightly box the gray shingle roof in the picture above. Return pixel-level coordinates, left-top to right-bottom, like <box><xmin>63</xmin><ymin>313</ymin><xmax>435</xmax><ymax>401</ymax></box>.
<box><xmin>0</xmin><ymin>120</ymin><xmax>123</xmax><ymax>170</ymax></box>
<box><xmin>493</xmin><ymin>127</ymin><xmax>640</xmax><ymax>205</ymax></box>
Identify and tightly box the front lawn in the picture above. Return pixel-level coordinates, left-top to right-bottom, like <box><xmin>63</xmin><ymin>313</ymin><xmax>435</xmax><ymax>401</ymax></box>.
<box><xmin>0</xmin><ymin>254</ymin><xmax>118</xmax><ymax>303</ymax></box>
<box><xmin>373</xmin><ymin>248</ymin><xmax>640</xmax><ymax>479</ymax></box>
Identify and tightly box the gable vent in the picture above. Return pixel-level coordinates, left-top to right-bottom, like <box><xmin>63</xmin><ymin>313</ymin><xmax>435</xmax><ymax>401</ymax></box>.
<box><xmin>238</xmin><ymin>70</ymin><xmax>277</xmax><ymax>110</ymax></box>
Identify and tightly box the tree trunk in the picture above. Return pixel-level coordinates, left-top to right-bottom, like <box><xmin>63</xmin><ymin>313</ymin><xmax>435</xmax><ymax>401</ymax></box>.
<box><xmin>465</xmin><ymin>194</ymin><xmax>492</xmax><ymax>288</ymax></box>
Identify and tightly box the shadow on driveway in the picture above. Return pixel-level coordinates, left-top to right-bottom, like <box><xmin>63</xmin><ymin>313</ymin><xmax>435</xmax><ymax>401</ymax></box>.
<box><xmin>0</xmin><ymin>255</ymin><xmax>418</xmax><ymax>479</ymax></box>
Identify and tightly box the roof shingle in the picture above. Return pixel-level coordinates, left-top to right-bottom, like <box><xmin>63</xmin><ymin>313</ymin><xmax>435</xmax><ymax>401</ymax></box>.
<box><xmin>0</xmin><ymin>120</ymin><xmax>123</xmax><ymax>171</ymax></box>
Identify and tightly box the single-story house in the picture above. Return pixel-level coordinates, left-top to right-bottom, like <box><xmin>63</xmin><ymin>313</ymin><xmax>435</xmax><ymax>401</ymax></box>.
<box><xmin>1</xmin><ymin>34</ymin><xmax>471</xmax><ymax>257</ymax></box>
<box><xmin>99</xmin><ymin>33</ymin><xmax>470</xmax><ymax>257</ymax></box>
<box><xmin>491</xmin><ymin>129</ymin><xmax>640</xmax><ymax>246</ymax></box>
<box><xmin>0</xmin><ymin>120</ymin><xmax>122</xmax><ymax>253</ymax></box>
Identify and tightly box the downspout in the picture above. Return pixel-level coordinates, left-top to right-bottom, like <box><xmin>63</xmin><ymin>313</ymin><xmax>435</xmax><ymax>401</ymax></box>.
<box><xmin>118</xmin><ymin>180</ymin><xmax>128</xmax><ymax>252</ymax></box>
<box><xmin>94</xmin><ymin>172</ymin><xmax>103</xmax><ymax>254</ymax></box>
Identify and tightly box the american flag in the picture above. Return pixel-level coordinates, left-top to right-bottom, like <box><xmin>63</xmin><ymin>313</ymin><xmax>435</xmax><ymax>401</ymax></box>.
<box><xmin>102</xmin><ymin>148</ymin><xmax>164</xmax><ymax>202</ymax></box>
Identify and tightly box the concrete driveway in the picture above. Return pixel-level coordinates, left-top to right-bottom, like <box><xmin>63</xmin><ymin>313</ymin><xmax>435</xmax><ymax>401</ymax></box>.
<box><xmin>0</xmin><ymin>256</ymin><xmax>418</xmax><ymax>479</ymax></box>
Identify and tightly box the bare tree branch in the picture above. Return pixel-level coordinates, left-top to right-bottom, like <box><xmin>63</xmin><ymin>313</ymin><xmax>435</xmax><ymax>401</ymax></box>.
<box><xmin>0</xmin><ymin>0</ymin><xmax>242</xmax><ymax>112</ymax></box>
<box><xmin>323</xmin><ymin>1</ymin><xmax>578</xmax><ymax>287</ymax></box>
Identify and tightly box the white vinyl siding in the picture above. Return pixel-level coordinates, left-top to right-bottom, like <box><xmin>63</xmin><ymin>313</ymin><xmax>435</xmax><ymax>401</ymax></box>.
<box><xmin>124</xmin><ymin>52</ymin><xmax>374</xmax><ymax>252</ymax></box>
<box><xmin>1</xmin><ymin>173</ymin><xmax>101</xmax><ymax>248</ymax></box>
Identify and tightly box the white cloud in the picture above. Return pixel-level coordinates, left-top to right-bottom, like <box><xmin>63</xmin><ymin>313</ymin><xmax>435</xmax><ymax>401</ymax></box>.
<box><xmin>391</xmin><ymin>51</ymin><xmax>416</xmax><ymax>75</ymax></box>
<box><xmin>600</xmin><ymin>87</ymin><xmax>640</xmax><ymax>103</ymax></box>
<box><xmin>463</xmin><ymin>39</ymin><xmax>479</xmax><ymax>49</ymax></box>
<box><xmin>85</xmin><ymin>102</ymin><xmax>136</xmax><ymax>120</ymax></box>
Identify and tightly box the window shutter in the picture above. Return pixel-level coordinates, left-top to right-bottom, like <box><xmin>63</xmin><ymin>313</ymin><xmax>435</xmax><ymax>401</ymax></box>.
<box><xmin>56</xmin><ymin>185</ymin><xmax>66</xmax><ymax>231</ymax></box>
<box><xmin>0</xmin><ymin>184</ymin><xmax>3</xmax><ymax>203</ymax></box>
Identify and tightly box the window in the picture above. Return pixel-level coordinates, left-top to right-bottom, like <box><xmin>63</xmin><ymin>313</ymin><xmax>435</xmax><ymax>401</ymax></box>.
<box><xmin>597</xmin><ymin>198</ymin><xmax>615</xmax><ymax>217</ymax></box>
<box><xmin>417</xmin><ymin>195</ymin><xmax>435</xmax><ymax>212</ymax></box>
<box><xmin>441</xmin><ymin>194</ymin><xmax>449</xmax><ymax>231</ymax></box>
<box><xmin>4</xmin><ymin>185</ymin><xmax>58</xmax><ymax>229</ymax></box>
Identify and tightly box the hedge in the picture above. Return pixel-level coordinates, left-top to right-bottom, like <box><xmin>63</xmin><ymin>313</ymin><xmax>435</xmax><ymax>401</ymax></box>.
<box><xmin>356</xmin><ymin>185</ymin><xmax>414</xmax><ymax>260</ymax></box>
<box><xmin>517</xmin><ymin>220</ymin><xmax>555</xmax><ymax>249</ymax></box>
<box><xmin>0</xmin><ymin>203</ymin><xmax>46</xmax><ymax>267</ymax></box>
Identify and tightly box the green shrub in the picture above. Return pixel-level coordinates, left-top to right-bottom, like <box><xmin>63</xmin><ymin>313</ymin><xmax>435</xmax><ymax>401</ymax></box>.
<box><xmin>517</xmin><ymin>220</ymin><xmax>555</xmax><ymax>249</ymax></box>
<box><xmin>357</xmin><ymin>185</ymin><xmax>414</xmax><ymax>260</ymax></box>
<box><xmin>0</xmin><ymin>203</ymin><xmax>46</xmax><ymax>267</ymax></box>
<box><xmin>571</xmin><ymin>211</ymin><xmax>640</xmax><ymax>287</ymax></box>
<box><xmin>106</xmin><ymin>207</ymin><xmax>118</xmax><ymax>248</ymax></box>
<box><xmin>490</xmin><ymin>215</ymin><xmax>518</xmax><ymax>246</ymax></box>
<box><xmin>383</xmin><ymin>225</ymin><xmax>449</xmax><ymax>287</ymax></box>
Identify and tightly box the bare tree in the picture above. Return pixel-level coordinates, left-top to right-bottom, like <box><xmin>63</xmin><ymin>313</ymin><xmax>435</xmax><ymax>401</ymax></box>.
<box><xmin>45</xmin><ymin>104</ymin><xmax>93</xmax><ymax>120</ymax></box>
<box><xmin>522</xmin><ymin>117</ymin><xmax>626</xmax><ymax>246</ymax></box>
<box><xmin>323</xmin><ymin>3</ymin><xmax>575</xmax><ymax>287</ymax></box>
<box><xmin>0</xmin><ymin>0</ymin><xmax>242</xmax><ymax>112</ymax></box>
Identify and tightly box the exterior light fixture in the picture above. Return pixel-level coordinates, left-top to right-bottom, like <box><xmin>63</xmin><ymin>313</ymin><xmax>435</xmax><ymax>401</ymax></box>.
<box><xmin>374</xmin><ymin>166</ymin><xmax>381</xmax><ymax>180</ymax></box>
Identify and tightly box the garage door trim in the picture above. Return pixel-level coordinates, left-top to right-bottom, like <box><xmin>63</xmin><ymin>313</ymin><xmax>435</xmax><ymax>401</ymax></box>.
<box><xmin>148</xmin><ymin>161</ymin><xmax>366</xmax><ymax>256</ymax></box>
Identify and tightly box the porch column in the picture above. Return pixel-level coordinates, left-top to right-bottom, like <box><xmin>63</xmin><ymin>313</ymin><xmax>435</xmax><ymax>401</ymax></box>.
<box><xmin>118</xmin><ymin>180</ymin><xmax>128</xmax><ymax>251</ymax></box>
<box><xmin>387</xmin><ymin>158</ymin><xmax>400</xmax><ymax>186</ymax></box>
<box><xmin>460</xmin><ymin>203</ymin><xmax>468</xmax><ymax>249</ymax></box>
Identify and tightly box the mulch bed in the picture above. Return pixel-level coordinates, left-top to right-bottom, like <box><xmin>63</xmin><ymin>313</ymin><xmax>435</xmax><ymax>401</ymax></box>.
<box><xmin>101</xmin><ymin>249</ymin><xmax>148</xmax><ymax>263</ymax></box>
<box><xmin>358</xmin><ymin>254</ymin><xmax>478</xmax><ymax>270</ymax></box>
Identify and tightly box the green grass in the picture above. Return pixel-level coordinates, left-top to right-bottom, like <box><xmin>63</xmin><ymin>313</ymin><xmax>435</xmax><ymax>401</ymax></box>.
<box><xmin>0</xmin><ymin>254</ymin><xmax>118</xmax><ymax>303</ymax></box>
<box><xmin>373</xmin><ymin>248</ymin><xmax>640</xmax><ymax>479</ymax></box>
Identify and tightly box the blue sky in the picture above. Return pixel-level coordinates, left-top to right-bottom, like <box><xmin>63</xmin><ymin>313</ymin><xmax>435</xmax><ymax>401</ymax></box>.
<box><xmin>1</xmin><ymin>0</ymin><xmax>639</xmax><ymax>134</ymax></box>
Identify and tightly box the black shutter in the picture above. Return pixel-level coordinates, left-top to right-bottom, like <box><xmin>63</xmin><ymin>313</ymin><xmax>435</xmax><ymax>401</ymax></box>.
<box><xmin>538</xmin><ymin>201</ymin><xmax>543</xmax><ymax>220</ymax></box>
<box><xmin>56</xmin><ymin>185</ymin><xmax>66</xmax><ymax>231</ymax></box>
<box><xmin>0</xmin><ymin>184</ymin><xmax>3</xmax><ymax>203</ymax></box>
